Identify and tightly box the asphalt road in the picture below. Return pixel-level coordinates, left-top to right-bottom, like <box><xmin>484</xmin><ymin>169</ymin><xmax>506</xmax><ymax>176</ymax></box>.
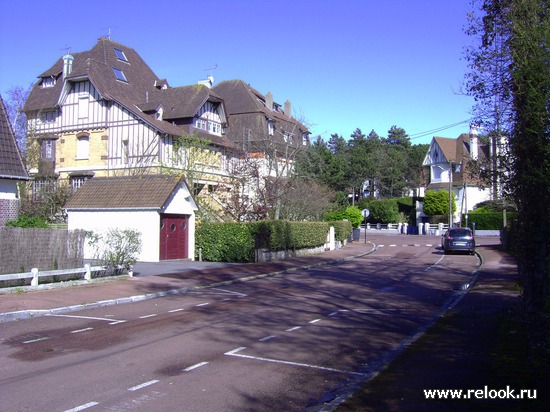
<box><xmin>0</xmin><ymin>237</ymin><xmax>480</xmax><ymax>411</ymax></box>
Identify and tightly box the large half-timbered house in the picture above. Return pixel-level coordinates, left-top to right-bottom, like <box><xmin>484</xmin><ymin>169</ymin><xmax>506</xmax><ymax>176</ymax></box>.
<box><xmin>23</xmin><ymin>38</ymin><xmax>235</xmax><ymax>203</ymax></box>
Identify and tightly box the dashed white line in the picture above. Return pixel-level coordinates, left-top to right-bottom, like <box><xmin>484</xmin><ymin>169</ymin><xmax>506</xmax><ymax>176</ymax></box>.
<box><xmin>286</xmin><ymin>326</ymin><xmax>302</xmax><ymax>332</ymax></box>
<box><xmin>128</xmin><ymin>380</ymin><xmax>159</xmax><ymax>392</ymax></box>
<box><xmin>23</xmin><ymin>337</ymin><xmax>49</xmax><ymax>344</ymax></box>
<box><xmin>309</xmin><ymin>319</ymin><xmax>321</xmax><ymax>324</ymax></box>
<box><xmin>139</xmin><ymin>314</ymin><xmax>157</xmax><ymax>319</ymax></box>
<box><xmin>259</xmin><ymin>335</ymin><xmax>276</xmax><ymax>342</ymax></box>
<box><xmin>184</xmin><ymin>362</ymin><xmax>209</xmax><ymax>372</ymax></box>
<box><xmin>168</xmin><ymin>308</ymin><xmax>184</xmax><ymax>313</ymax></box>
<box><xmin>71</xmin><ymin>327</ymin><xmax>94</xmax><ymax>334</ymax></box>
<box><xmin>47</xmin><ymin>314</ymin><xmax>126</xmax><ymax>323</ymax></box>
<box><xmin>196</xmin><ymin>302</ymin><xmax>210</xmax><ymax>307</ymax></box>
<box><xmin>64</xmin><ymin>401</ymin><xmax>99</xmax><ymax>412</ymax></box>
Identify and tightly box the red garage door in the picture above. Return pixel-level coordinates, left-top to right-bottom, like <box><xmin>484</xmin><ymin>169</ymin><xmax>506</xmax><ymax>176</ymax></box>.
<box><xmin>159</xmin><ymin>214</ymin><xmax>189</xmax><ymax>260</ymax></box>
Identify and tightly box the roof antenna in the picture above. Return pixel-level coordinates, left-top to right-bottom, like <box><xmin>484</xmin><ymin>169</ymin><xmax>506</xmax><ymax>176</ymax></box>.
<box><xmin>198</xmin><ymin>64</ymin><xmax>217</xmax><ymax>88</ymax></box>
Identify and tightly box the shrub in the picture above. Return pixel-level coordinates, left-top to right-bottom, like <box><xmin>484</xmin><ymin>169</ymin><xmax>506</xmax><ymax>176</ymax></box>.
<box><xmin>87</xmin><ymin>228</ymin><xmax>142</xmax><ymax>272</ymax></box>
<box><xmin>326</xmin><ymin>206</ymin><xmax>362</xmax><ymax>228</ymax></box>
<box><xmin>423</xmin><ymin>190</ymin><xmax>456</xmax><ymax>216</ymax></box>
<box><xmin>5</xmin><ymin>215</ymin><xmax>48</xmax><ymax>228</ymax></box>
<box><xmin>331</xmin><ymin>220</ymin><xmax>353</xmax><ymax>242</ymax></box>
<box><xmin>463</xmin><ymin>209</ymin><xmax>518</xmax><ymax>230</ymax></box>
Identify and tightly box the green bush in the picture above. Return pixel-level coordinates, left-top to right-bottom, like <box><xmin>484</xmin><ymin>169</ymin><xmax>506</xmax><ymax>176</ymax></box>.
<box><xmin>326</xmin><ymin>206</ymin><xmax>362</xmax><ymax>228</ymax></box>
<box><xmin>5</xmin><ymin>214</ymin><xmax>48</xmax><ymax>228</ymax></box>
<box><xmin>365</xmin><ymin>199</ymin><xmax>400</xmax><ymax>224</ymax></box>
<box><xmin>423</xmin><ymin>190</ymin><xmax>456</xmax><ymax>216</ymax></box>
<box><xmin>330</xmin><ymin>220</ymin><xmax>353</xmax><ymax>242</ymax></box>
<box><xmin>462</xmin><ymin>210</ymin><xmax>518</xmax><ymax>230</ymax></box>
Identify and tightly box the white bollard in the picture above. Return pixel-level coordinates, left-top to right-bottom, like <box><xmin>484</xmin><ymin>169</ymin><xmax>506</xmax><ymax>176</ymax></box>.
<box><xmin>84</xmin><ymin>263</ymin><xmax>91</xmax><ymax>281</ymax></box>
<box><xmin>31</xmin><ymin>268</ymin><xmax>39</xmax><ymax>287</ymax></box>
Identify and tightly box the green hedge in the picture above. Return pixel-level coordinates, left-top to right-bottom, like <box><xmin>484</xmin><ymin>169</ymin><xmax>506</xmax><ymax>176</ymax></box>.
<box><xmin>196</xmin><ymin>222</ymin><xmax>255</xmax><ymax>262</ymax></box>
<box><xmin>197</xmin><ymin>220</ymin><xmax>348</xmax><ymax>262</ymax></box>
<box><xmin>331</xmin><ymin>220</ymin><xmax>353</xmax><ymax>242</ymax></box>
<box><xmin>462</xmin><ymin>211</ymin><xmax>518</xmax><ymax>230</ymax></box>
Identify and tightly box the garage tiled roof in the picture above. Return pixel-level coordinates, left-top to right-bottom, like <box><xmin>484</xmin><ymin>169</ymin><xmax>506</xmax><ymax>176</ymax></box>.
<box><xmin>64</xmin><ymin>175</ymin><xmax>187</xmax><ymax>210</ymax></box>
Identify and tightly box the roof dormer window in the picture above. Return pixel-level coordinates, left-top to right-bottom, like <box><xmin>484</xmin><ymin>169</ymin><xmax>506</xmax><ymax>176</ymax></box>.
<box><xmin>114</xmin><ymin>48</ymin><xmax>128</xmax><ymax>62</ymax></box>
<box><xmin>112</xmin><ymin>67</ymin><xmax>128</xmax><ymax>82</ymax></box>
<box><xmin>41</xmin><ymin>76</ymin><xmax>56</xmax><ymax>88</ymax></box>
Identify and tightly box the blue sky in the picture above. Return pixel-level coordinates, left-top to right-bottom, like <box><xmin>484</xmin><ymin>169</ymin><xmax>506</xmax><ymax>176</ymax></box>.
<box><xmin>0</xmin><ymin>0</ymin><xmax>476</xmax><ymax>145</ymax></box>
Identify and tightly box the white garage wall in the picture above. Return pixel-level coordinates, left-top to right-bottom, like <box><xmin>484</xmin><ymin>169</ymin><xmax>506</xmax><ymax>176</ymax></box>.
<box><xmin>67</xmin><ymin>210</ymin><xmax>161</xmax><ymax>262</ymax></box>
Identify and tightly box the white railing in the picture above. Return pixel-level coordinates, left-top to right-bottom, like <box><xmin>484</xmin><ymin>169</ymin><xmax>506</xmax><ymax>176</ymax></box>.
<box><xmin>0</xmin><ymin>264</ymin><xmax>110</xmax><ymax>288</ymax></box>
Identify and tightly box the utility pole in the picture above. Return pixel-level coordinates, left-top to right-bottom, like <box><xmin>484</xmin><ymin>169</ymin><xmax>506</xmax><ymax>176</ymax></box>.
<box><xmin>449</xmin><ymin>161</ymin><xmax>453</xmax><ymax>228</ymax></box>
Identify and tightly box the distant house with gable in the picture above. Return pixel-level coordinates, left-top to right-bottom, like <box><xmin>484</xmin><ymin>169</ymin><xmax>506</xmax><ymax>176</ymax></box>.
<box><xmin>422</xmin><ymin>128</ymin><xmax>492</xmax><ymax>224</ymax></box>
<box><xmin>0</xmin><ymin>94</ymin><xmax>29</xmax><ymax>226</ymax></box>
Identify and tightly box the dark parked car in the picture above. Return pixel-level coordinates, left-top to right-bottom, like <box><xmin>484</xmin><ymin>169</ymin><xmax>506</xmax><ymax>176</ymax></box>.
<box><xmin>441</xmin><ymin>228</ymin><xmax>476</xmax><ymax>255</ymax></box>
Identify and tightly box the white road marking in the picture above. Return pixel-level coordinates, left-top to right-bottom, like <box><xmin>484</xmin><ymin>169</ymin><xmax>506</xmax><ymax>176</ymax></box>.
<box><xmin>328</xmin><ymin>312</ymin><xmax>339</xmax><ymax>317</ymax></box>
<box><xmin>212</xmin><ymin>288</ymin><xmax>247</xmax><ymax>298</ymax></box>
<box><xmin>128</xmin><ymin>380</ymin><xmax>159</xmax><ymax>392</ymax></box>
<box><xmin>23</xmin><ymin>337</ymin><xmax>49</xmax><ymax>344</ymax></box>
<box><xmin>426</xmin><ymin>244</ymin><xmax>433</xmax><ymax>247</ymax></box>
<box><xmin>259</xmin><ymin>335</ymin><xmax>276</xmax><ymax>342</ymax></box>
<box><xmin>196</xmin><ymin>303</ymin><xmax>209</xmax><ymax>307</ymax></box>
<box><xmin>47</xmin><ymin>314</ymin><xmax>126</xmax><ymax>324</ymax></box>
<box><xmin>309</xmin><ymin>319</ymin><xmax>321</xmax><ymax>324</ymax></box>
<box><xmin>225</xmin><ymin>347</ymin><xmax>366</xmax><ymax>376</ymax></box>
<box><xmin>71</xmin><ymin>327</ymin><xmax>94</xmax><ymax>334</ymax></box>
<box><xmin>168</xmin><ymin>308</ymin><xmax>184</xmax><ymax>313</ymax></box>
<box><xmin>184</xmin><ymin>362</ymin><xmax>209</xmax><ymax>372</ymax></box>
<box><xmin>139</xmin><ymin>314</ymin><xmax>157</xmax><ymax>319</ymax></box>
<box><xmin>425</xmin><ymin>255</ymin><xmax>445</xmax><ymax>271</ymax></box>
<box><xmin>286</xmin><ymin>326</ymin><xmax>302</xmax><ymax>332</ymax></box>
<box><xmin>389</xmin><ymin>244</ymin><xmax>397</xmax><ymax>247</ymax></box>
<box><xmin>63</xmin><ymin>401</ymin><xmax>99</xmax><ymax>412</ymax></box>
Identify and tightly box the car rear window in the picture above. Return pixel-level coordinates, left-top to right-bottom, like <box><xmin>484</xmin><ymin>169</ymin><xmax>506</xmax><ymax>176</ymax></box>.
<box><xmin>450</xmin><ymin>229</ymin><xmax>472</xmax><ymax>237</ymax></box>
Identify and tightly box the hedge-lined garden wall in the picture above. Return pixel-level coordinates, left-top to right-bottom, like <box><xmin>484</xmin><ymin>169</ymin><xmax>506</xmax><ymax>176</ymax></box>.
<box><xmin>462</xmin><ymin>211</ymin><xmax>518</xmax><ymax>230</ymax></box>
<box><xmin>196</xmin><ymin>220</ymin><xmax>353</xmax><ymax>263</ymax></box>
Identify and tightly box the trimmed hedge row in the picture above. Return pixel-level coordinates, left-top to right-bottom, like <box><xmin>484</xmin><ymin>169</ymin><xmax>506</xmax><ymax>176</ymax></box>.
<box><xmin>196</xmin><ymin>220</ymin><xmax>353</xmax><ymax>262</ymax></box>
<box><xmin>462</xmin><ymin>211</ymin><xmax>518</xmax><ymax>230</ymax></box>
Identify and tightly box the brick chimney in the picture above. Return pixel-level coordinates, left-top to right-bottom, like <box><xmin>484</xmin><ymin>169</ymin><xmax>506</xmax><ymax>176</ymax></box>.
<box><xmin>284</xmin><ymin>99</ymin><xmax>292</xmax><ymax>117</ymax></box>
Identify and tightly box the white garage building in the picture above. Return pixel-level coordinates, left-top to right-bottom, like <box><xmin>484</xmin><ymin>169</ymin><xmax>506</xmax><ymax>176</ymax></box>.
<box><xmin>65</xmin><ymin>175</ymin><xmax>198</xmax><ymax>262</ymax></box>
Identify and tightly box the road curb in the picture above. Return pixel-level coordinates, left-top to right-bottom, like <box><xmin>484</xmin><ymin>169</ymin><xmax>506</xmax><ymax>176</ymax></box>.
<box><xmin>0</xmin><ymin>243</ymin><xmax>378</xmax><ymax>323</ymax></box>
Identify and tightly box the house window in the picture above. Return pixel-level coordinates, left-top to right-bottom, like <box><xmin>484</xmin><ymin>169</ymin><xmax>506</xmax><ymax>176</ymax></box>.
<box><xmin>195</xmin><ymin>118</ymin><xmax>207</xmax><ymax>130</ymax></box>
<box><xmin>32</xmin><ymin>179</ymin><xmax>56</xmax><ymax>201</ymax></box>
<box><xmin>268</xmin><ymin>121</ymin><xmax>274</xmax><ymax>136</ymax></box>
<box><xmin>41</xmin><ymin>77</ymin><xmax>56</xmax><ymax>88</ymax></box>
<box><xmin>208</xmin><ymin>121</ymin><xmax>221</xmax><ymax>135</ymax></box>
<box><xmin>114</xmin><ymin>48</ymin><xmax>128</xmax><ymax>62</ymax></box>
<box><xmin>44</xmin><ymin>140</ymin><xmax>53</xmax><ymax>159</ymax></box>
<box><xmin>302</xmin><ymin>133</ymin><xmax>308</xmax><ymax>146</ymax></box>
<box><xmin>76</xmin><ymin>136</ymin><xmax>90</xmax><ymax>159</ymax></box>
<box><xmin>78</xmin><ymin>96</ymin><xmax>89</xmax><ymax>119</ymax></box>
<box><xmin>112</xmin><ymin>67</ymin><xmax>128</xmax><ymax>82</ymax></box>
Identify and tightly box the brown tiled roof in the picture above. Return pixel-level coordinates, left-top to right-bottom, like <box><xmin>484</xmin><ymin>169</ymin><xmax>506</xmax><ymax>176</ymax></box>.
<box><xmin>64</xmin><ymin>175</ymin><xmax>187</xmax><ymax>210</ymax></box>
<box><xmin>433</xmin><ymin>136</ymin><xmax>458</xmax><ymax>162</ymax></box>
<box><xmin>213</xmin><ymin>80</ymin><xmax>309</xmax><ymax>149</ymax></box>
<box><xmin>23</xmin><ymin>38</ymin><xmax>233</xmax><ymax>149</ymax></box>
<box><xmin>0</xmin><ymin>94</ymin><xmax>28</xmax><ymax>180</ymax></box>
